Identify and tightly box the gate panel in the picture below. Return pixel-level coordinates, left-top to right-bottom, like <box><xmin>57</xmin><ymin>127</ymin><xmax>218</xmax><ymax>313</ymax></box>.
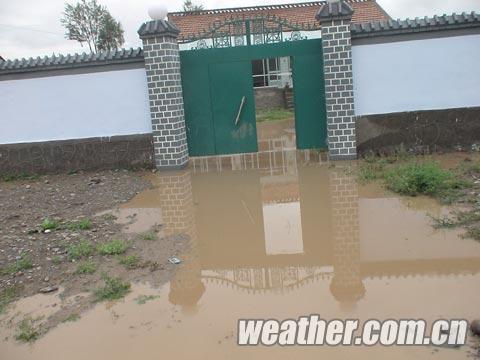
<box><xmin>209</xmin><ymin>61</ymin><xmax>258</xmax><ymax>155</ymax></box>
<box><xmin>292</xmin><ymin>54</ymin><xmax>328</xmax><ymax>149</ymax></box>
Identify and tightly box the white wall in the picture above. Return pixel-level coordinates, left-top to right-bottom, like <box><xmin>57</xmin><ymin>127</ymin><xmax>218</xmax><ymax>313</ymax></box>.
<box><xmin>352</xmin><ymin>34</ymin><xmax>480</xmax><ymax>116</ymax></box>
<box><xmin>0</xmin><ymin>68</ymin><xmax>152</xmax><ymax>144</ymax></box>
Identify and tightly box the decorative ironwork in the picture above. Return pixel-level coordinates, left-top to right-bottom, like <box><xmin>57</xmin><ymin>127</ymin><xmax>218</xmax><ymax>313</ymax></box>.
<box><xmin>179</xmin><ymin>15</ymin><xmax>314</xmax><ymax>49</ymax></box>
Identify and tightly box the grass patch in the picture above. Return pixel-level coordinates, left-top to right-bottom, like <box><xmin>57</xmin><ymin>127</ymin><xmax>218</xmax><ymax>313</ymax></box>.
<box><xmin>63</xmin><ymin>313</ymin><xmax>80</xmax><ymax>323</ymax></box>
<box><xmin>256</xmin><ymin>108</ymin><xmax>294</xmax><ymax>123</ymax></box>
<box><xmin>93</xmin><ymin>274</ymin><xmax>131</xmax><ymax>302</ymax></box>
<box><xmin>2</xmin><ymin>173</ymin><xmax>39</xmax><ymax>182</ymax></box>
<box><xmin>119</xmin><ymin>255</ymin><xmax>141</xmax><ymax>269</ymax></box>
<box><xmin>0</xmin><ymin>285</ymin><xmax>21</xmax><ymax>314</ymax></box>
<box><xmin>68</xmin><ymin>240</ymin><xmax>95</xmax><ymax>260</ymax></box>
<box><xmin>137</xmin><ymin>232</ymin><xmax>157</xmax><ymax>241</ymax></box>
<box><xmin>75</xmin><ymin>260</ymin><xmax>96</xmax><ymax>275</ymax></box>
<box><xmin>98</xmin><ymin>239</ymin><xmax>129</xmax><ymax>256</ymax></box>
<box><xmin>135</xmin><ymin>295</ymin><xmax>159</xmax><ymax>305</ymax></box>
<box><xmin>15</xmin><ymin>317</ymin><xmax>40</xmax><ymax>343</ymax></box>
<box><xmin>51</xmin><ymin>255</ymin><xmax>62</xmax><ymax>265</ymax></box>
<box><xmin>68</xmin><ymin>218</ymin><xmax>92</xmax><ymax>231</ymax></box>
<box><xmin>2</xmin><ymin>253</ymin><xmax>33</xmax><ymax>275</ymax></box>
<box><xmin>430</xmin><ymin>216</ymin><xmax>457</xmax><ymax>229</ymax></box>
<box><xmin>41</xmin><ymin>218</ymin><xmax>60</xmax><ymax>231</ymax></box>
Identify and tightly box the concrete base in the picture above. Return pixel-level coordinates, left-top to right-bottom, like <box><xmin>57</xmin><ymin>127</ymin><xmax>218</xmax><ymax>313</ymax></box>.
<box><xmin>0</xmin><ymin>134</ymin><xmax>154</xmax><ymax>175</ymax></box>
<box><xmin>357</xmin><ymin>107</ymin><xmax>480</xmax><ymax>155</ymax></box>
<box><xmin>328</xmin><ymin>154</ymin><xmax>358</xmax><ymax>161</ymax></box>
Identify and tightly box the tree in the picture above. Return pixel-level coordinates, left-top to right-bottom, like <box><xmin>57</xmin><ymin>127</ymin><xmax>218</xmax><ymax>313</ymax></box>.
<box><xmin>61</xmin><ymin>0</ymin><xmax>124</xmax><ymax>53</ymax></box>
<box><xmin>183</xmin><ymin>0</ymin><xmax>204</xmax><ymax>12</ymax></box>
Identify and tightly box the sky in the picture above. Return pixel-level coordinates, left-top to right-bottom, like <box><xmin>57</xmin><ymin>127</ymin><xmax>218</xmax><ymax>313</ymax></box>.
<box><xmin>1</xmin><ymin>0</ymin><xmax>479</xmax><ymax>60</ymax></box>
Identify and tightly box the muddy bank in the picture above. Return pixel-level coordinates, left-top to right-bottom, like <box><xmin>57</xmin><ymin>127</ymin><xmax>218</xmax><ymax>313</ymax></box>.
<box><xmin>0</xmin><ymin>170</ymin><xmax>187</xmax><ymax>338</ymax></box>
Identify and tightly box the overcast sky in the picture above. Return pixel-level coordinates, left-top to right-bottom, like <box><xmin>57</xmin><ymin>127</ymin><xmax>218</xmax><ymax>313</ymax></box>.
<box><xmin>1</xmin><ymin>0</ymin><xmax>479</xmax><ymax>60</ymax></box>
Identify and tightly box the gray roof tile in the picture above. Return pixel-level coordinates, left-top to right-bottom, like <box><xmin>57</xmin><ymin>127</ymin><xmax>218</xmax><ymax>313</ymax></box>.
<box><xmin>0</xmin><ymin>47</ymin><xmax>144</xmax><ymax>75</ymax></box>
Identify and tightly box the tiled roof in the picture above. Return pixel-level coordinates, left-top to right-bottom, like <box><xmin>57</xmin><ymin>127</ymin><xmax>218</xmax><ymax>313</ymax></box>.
<box><xmin>351</xmin><ymin>11</ymin><xmax>480</xmax><ymax>38</ymax></box>
<box><xmin>0</xmin><ymin>48</ymin><xmax>144</xmax><ymax>75</ymax></box>
<box><xmin>168</xmin><ymin>0</ymin><xmax>390</xmax><ymax>39</ymax></box>
<box><xmin>138</xmin><ymin>20</ymin><xmax>180</xmax><ymax>38</ymax></box>
<box><xmin>316</xmin><ymin>1</ymin><xmax>354</xmax><ymax>20</ymax></box>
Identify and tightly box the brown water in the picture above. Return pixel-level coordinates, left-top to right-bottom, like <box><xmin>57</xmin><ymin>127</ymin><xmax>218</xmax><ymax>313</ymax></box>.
<box><xmin>2</xmin><ymin>150</ymin><xmax>480</xmax><ymax>360</ymax></box>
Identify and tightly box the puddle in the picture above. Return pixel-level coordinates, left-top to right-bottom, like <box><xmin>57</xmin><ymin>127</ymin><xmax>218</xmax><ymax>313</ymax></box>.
<box><xmin>2</xmin><ymin>150</ymin><xmax>480</xmax><ymax>359</ymax></box>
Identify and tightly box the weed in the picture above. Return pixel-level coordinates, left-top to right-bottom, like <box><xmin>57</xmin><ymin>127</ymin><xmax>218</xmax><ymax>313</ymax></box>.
<box><xmin>41</xmin><ymin>218</ymin><xmax>60</xmax><ymax>231</ymax></box>
<box><xmin>15</xmin><ymin>317</ymin><xmax>40</xmax><ymax>343</ymax></box>
<box><xmin>463</xmin><ymin>227</ymin><xmax>480</xmax><ymax>241</ymax></box>
<box><xmin>93</xmin><ymin>274</ymin><xmax>131</xmax><ymax>302</ymax></box>
<box><xmin>68</xmin><ymin>240</ymin><xmax>94</xmax><ymax>260</ymax></box>
<box><xmin>119</xmin><ymin>255</ymin><xmax>141</xmax><ymax>269</ymax></box>
<box><xmin>98</xmin><ymin>239</ymin><xmax>129</xmax><ymax>256</ymax></box>
<box><xmin>75</xmin><ymin>260</ymin><xmax>96</xmax><ymax>275</ymax></box>
<box><xmin>358</xmin><ymin>158</ymin><xmax>388</xmax><ymax>183</ymax></box>
<box><xmin>430</xmin><ymin>215</ymin><xmax>456</xmax><ymax>229</ymax></box>
<box><xmin>51</xmin><ymin>255</ymin><xmax>62</xmax><ymax>265</ymax></box>
<box><xmin>3</xmin><ymin>253</ymin><xmax>33</xmax><ymax>275</ymax></box>
<box><xmin>63</xmin><ymin>313</ymin><xmax>80</xmax><ymax>323</ymax></box>
<box><xmin>137</xmin><ymin>232</ymin><xmax>157</xmax><ymax>241</ymax></box>
<box><xmin>0</xmin><ymin>285</ymin><xmax>21</xmax><ymax>314</ymax></box>
<box><xmin>68</xmin><ymin>218</ymin><xmax>92</xmax><ymax>231</ymax></box>
<box><xmin>135</xmin><ymin>295</ymin><xmax>159</xmax><ymax>305</ymax></box>
<box><xmin>384</xmin><ymin>161</ymin><xmax>465</xmax><ymax>197</ymax></box>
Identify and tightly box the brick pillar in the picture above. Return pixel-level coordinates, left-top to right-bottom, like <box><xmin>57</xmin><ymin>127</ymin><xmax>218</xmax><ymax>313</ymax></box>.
<box><xmin>317</xmin><ymin>1</ymin><xmax>357</xmax><ymax>160</ymax></box>
<box><xmin>138</xmin><ymin>20</ymin><xmax>189</xmax><ymax>170</ymax></box>
<box><xmin>328</xmin><ymin>166</ymin><xmax>364</xmax><ymax>312</ymax></box>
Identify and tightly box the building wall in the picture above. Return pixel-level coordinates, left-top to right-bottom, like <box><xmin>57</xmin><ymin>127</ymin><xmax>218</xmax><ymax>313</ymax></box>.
<box><xmin>0</xmin><ymin>68</ymin><xmax>152</xmax><ymax>144</ymax></box>
<box><xmin>254</xmin><ymin>87</ymin><xmax>286</xmax><ymax>110</ymax></box>
<box><xmin>352</xmin><ymin>34</ymin><xmax>480</xmax><ymax>116</ymax></box>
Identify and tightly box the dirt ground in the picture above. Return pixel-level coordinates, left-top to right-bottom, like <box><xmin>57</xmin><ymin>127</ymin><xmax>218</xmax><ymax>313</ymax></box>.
<box><xmin>0</xmin><ymin>170</ymin><xmax>188</xmax><ymax>336</ymax></box>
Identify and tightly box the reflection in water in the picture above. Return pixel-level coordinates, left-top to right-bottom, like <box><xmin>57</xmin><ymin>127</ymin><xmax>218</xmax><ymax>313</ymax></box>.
<box><xmin>125</xmin><ymin>149</ymin><xmax>480</xmax><ymax>313</ymax></box>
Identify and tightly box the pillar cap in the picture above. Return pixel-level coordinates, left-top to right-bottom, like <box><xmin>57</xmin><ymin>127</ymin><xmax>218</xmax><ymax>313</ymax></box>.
<box><xmin>316</xmin><ymin>0</ymin><xmax>354</xmax><ymax>22</ymax></box>
<box><xmin>138</xmin><ymin>20</ymin><xmax>180</xmax><ymax>39</ymax></box>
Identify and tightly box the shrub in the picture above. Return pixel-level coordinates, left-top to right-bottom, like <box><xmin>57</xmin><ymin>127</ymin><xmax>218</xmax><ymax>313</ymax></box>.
<box><xmin>41</xmin><ymin>218</ymin><xmax>60</xmax><ymax>231</ymax></box>
<box><xmin>75</xmin><ymin>261</ymin><xmax>96</xmax><ymax>275</ymax></box>
<box><xmin>15</xmin><ymin>317</ymin><xmax>40</xmax><ymax>343</ymax></box>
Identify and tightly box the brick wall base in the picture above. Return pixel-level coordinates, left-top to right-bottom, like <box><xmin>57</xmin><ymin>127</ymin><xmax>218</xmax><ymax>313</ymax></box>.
<box><xmin>0</xmin><ymin>134</ymin><xmax>154</xmax><ymax>175</ymax></box>
<box><xmin>357</xmin><ymin>106</ymin><xmax>480</xmax><ymax>156</ymax></box>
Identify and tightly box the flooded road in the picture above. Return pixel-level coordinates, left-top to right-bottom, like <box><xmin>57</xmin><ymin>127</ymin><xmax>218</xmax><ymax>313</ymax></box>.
<box><xmin>2</xmin><ymin>150</ymin><xmax>480</xmax><ymax>359</ymax></box>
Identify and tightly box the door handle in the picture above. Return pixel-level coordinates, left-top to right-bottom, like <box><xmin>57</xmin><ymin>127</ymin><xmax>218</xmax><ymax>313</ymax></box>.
<box><xmin>235</xmin><ymin>96</ymin><xmax>247</xmax><ymax>126</ymax></box>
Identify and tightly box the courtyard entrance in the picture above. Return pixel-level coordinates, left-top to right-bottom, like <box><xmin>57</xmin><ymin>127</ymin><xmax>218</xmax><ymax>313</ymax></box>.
<box><xmin>179</xmin><ymin>17</ymin><xmax>327</xmax><ymax>156</ymax></box>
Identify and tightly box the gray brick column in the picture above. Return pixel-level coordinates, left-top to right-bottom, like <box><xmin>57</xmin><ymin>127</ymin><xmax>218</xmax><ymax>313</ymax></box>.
<box><xmin>317</xmin><ymin>1</ymin><xmax>357</xmax><ymax>160</ymax></box>
<box><xmin>138</xmin><ymin>20</ymin><xmax>188</xmax><ymax>170</ymax></box>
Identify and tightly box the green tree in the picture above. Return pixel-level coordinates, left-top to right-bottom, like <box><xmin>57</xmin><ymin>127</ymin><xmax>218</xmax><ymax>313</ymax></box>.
<box><xmin>183</xmin><ymin>0</ymin><xmax>204</xmax><ymax>12</ymax></box>
<box><xmin>61</xmin><ymin>0</ymin><xmax>124</xmax><ymax>53</ymax></box>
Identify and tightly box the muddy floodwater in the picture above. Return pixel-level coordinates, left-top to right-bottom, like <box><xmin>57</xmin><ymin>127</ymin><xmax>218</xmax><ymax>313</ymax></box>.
<box><xmin>2</xmin><ymin>150</ymin><xmax>480</xmax><ymax>359</ymax></box>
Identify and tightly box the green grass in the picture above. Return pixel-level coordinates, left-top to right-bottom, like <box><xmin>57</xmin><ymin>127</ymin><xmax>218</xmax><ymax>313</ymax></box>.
<box><xmin>75</xmin><ymin>260</ymin><xmax>96</xmax><ymax>275</ymax></box>
<box><xmin>137</xmin><ymin>232</ymin><xmax>157</xmax><ymax>241</ymax></box>
<box><xmin>52</xmin><ymin>256</ymin><xmax>62</xmax><ymax>265</ymax></box>
<box><xmin>256</xmin><ymin>108</ymin><xmax>294</xmax><ymax>123</ymax></box>
<box><xmin>135</xmin><ymin>295</ymin><xmax>159</xmax><ymax>305</ymax></box>
<box><xmin>68</xmin><ymin>240</ymin><xmax>95</xmax><ymax>260</ymax></box>
<box><xmin>68</xmin><ymin>218</ymin><xmax>92</xmax><ymax>231</ymax></box>
<box><xmin>119</xmin><ymin>255</ymin><xmax>141</xmax><ymax>269</ymax></box>
<box><xmin>2</xmin><ymin>253</ymin><xmax>33</xmax><ymax>275</ymax></box>
<box><xmin>41</xmin><ymin>218</ymin><xmax>60</xmax><ymax>231</ymax></box>
<box><xmin>0</xmin><ymin>285</ymin><xmax>21</xmax><ymax>314</ymax></box>
<box><xmin>15</xmin><ymin>317</ymin><xmax>40</xmax><ymax>343</ymax></box>
<box><xmin>2</xmin><ymin>173</ymin><xmax>39</xmax><ymax>182</ymax></box>
<box><xmin>98</xmin><ymin>239</ymin><xmax>129</xmax><ymax>256</ymax></box>
<box><xmin>93</xmin><ymin>274</ymin><xmax>131</xmax><ymax>302</ymax></box>
<box><xmin>384</xmin><ymin>161</ymin><xmax>466</xmax><ymax>198</ymax></box>
<box><xmin>63</xmin><ymin>313</ymin><xmax>80</xmax><ymax>323</ymax></box>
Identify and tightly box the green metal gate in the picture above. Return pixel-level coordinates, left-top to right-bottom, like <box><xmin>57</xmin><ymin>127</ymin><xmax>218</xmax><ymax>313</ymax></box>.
<box><xmin>179</xmin><ymin>18</ymin><xmax>327</xmax><ymax>156</ymax></box>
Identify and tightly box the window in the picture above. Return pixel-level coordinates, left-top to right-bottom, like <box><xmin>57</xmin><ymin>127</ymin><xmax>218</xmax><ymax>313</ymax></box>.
<box><xmin>252</xmin><ymin>57</ymin><xmax>292</xmax><ymax>88</ymax></box>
